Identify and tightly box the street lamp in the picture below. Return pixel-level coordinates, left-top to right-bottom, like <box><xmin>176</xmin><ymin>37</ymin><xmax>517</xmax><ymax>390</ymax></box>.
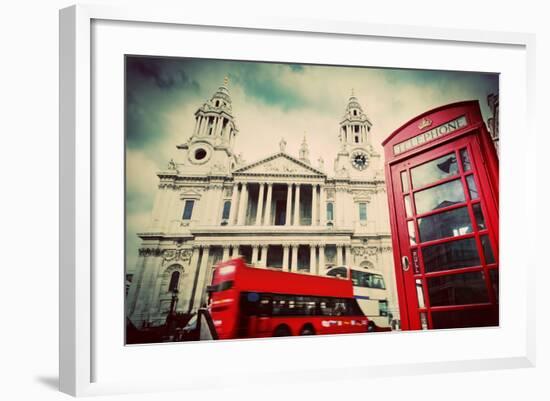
<box><xmin>169</xmin><ymin>288</ymin><xmax>179</xmax><ymax>317</ymax></box>
<box><xmin>164</xmin><ymin>288</ymin><xmax>180</xmax><ymax>341</ymax></box>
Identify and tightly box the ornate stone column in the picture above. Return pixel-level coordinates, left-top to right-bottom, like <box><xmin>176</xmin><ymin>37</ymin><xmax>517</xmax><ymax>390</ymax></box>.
<box><xmin>237</xmin><ymin>183</ymin><xmax>248</xmax><ymax>225</ymax></box>
<box><xmin>263</xmin><ymin>183</ymin><xmax>273</xmax><ymax>225</ymax></box>
<box><xmin>285</xmin><ymin>183</ymin><xmax>293</xmax><ymax>226</ymax></box>
<box><xmin>293</xmin><ymin>184</ymin><xmax>301</xmax><ymax>226</ymax></box>
<box><xmin>199</xmin><ymin>116</ymin><xmax>207</xmax><ymax>136</ymax></box>
<box><xmin>195</xmin><ymin>116</ymin><xmax>202</xmax><ymax>136</ymax></box>
<box><xmin>216</xmin><ymin>117</ymin><xmax>224</xmax><ymax>137</ymax></box>
<box><xmin>309</xmin><ymin>244</ymin><xmax>316</xmax><ymax>274</ymax></box>
<box><xmin>336</xmin><ymin>244</ymin><xmax>343</xmax><ymax>266</ymax></box>
<box><xmin>231</xmin><ymin>244</ymin><xmax>239</xmax><ymax>258</ymax></box>
<box><xmin>251</xmin><ymin>245</ymin><xmax>259</xmax><ymax>264</ymax></box>
<box><xmin>228</xmin><ymin>182</ymin><xmax>239</xmax><ymax>225</ymax></box>
<box><xmin>193</xmin><ymin>115</ymin><xmax>199</xmax><ymax>136</ymax></box>
<box><xmin>260</xmin><ymin>245</ymin><xmax>269</xmax><ymax>267</ymax></box>
<box><xmin>191</xmin><ymin>245</ymin><xmax>210</xmax><ymax>310</ymax></box>
<box><xmin>311</xmin><ymin>184</ymin><xmax>318</xmax><ymax>226</ymax></box>
<box><xmin>345</xmin><ymin>244</ymin><xmax>352</xmax><ymax>266</ymax></box>
<box><xmin>318</xmin><ymin>244</ymin><xmax>326</xmax><ymax>275</ymax></box>
<box><xmin>291</xmin><ymin>244</ymin><xmax>299</xmax><ymax>272</ymax></box>
<box><xmin>319</xmin><ymin>184</ymin><xmax>326</xmax><ymax>226</ymax></box>
<box><xmin>222</xmin><ymin>245</ymin><xmax>230</xmax><ymax>261</ymax></box>
<box><xmin>282</xmin><ymin>245</ymin><xmax>290</xmax><ymax>271</ymax></box>
<box><xmin>255</xmin><ymin>183</ymin><xmax>265</xmax><ymax>225</ymax></box>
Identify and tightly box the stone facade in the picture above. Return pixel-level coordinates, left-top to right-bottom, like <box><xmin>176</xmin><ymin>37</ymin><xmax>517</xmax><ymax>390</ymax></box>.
<box><xmin>126</xmin><ymin>80</ymin><xmax>399</xmax><ymax>328</ymax></box>
<box><xmin>487</xmin><ymin>93</ymin><xmax>499</xmax><ymax>154</ymax></box>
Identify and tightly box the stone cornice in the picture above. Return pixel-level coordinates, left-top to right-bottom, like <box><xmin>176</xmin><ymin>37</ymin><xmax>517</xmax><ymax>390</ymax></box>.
<box><xmin>137</xmin><ymin>232</ymin><xmax>194</xmax><ymax>241</ymax></box>
<box><xmin>189</xmin><ymin>226</ymin><xmax>354</xmax><ymax>235</ymax></box>
<box><xmin>187</xmin><ymin>240</ymin><xmax>352</xmax><ymax>248</ymax></box>
<box><xmin>157</xmin><ymin>170</ymin><xmax>385</xmax><ymax>188</ymax></box>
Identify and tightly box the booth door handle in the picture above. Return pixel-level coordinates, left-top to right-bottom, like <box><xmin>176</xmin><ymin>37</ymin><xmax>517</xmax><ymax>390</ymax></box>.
<box><xmin>402</xmin><ymin>256</ymin><xmax>410</xmax><ymax>272</ymax></box>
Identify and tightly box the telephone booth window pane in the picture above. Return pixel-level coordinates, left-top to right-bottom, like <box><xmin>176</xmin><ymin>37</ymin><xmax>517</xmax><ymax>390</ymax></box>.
<box><xmin>466</xmin><ymin>175</ymin><xmax>479</xmax><ymax>200</ymax></box>
<box><xmin>404</xmin><ymin>195</ymin><xmax>413</xmax><ymax>218</ymax></box>
<box><xmin>481</xmin><ymin>235</ymin><xmax>495</xmax><ymax>264</ymax></box>
<box><xmin>418</xmin><ymin>206</ymin><xmax>473</xmax><ymax>243</ymax></box>
<box><xmin>472</xmin><ymin>203</ymin><xmax>486</xmax><ymax>230</ymax></box>
<box><xmin>422</xmin><ymin>237</ymin><xmax>481</xmax><ymax>273</ymax></box>
<box><xmin>410</xmin><ymin>152</ymin><xmax>458</xmax><ymax>188</ymax></box>
<box><xmin>408</xmin><ymin>221</ymin><xmax>417</xmax><ymax>245</ymax></box>
<box><xmin>427</xmin><ymin>271</ymin><xmax>489</xmax><ymax>306</ymax></box>
<box><xmin>414</xmin><ymin>179</ymin><xmax>465</xmax><ymax>215</ymax></box>
<box><xmin>401</xmin><ymin>171</ymin><xmax>409</xmax><ymax>192</ymax></box>
<box><xmin>431</xmin><ymin>308</ymin><xmax>497</xmax><ymax>329</ymax></box>
<box><xmin>460</xmin><ymin>148</ymin><xmax>471</xmax><ymax>171</ymax></box>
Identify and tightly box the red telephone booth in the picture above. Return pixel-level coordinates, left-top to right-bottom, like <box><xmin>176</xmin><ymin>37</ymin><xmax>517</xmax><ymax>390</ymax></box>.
<box><xmin>382</xmin><ymin>101</ymin><xmax>499</xmax><ymax>330</ymax></box>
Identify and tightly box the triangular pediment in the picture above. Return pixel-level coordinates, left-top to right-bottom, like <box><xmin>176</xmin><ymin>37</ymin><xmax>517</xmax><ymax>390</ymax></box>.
<box><xmin>233</xmin><ymin>153</ymin><xmax>325</xmax><ymax>177</ymax></box>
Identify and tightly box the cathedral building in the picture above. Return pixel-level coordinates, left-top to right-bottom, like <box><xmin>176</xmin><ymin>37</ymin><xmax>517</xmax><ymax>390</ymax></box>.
<box><xmin>126</xmin><ymin>79</ymin><xmax>399</xmax><ymax>328</ymax></box>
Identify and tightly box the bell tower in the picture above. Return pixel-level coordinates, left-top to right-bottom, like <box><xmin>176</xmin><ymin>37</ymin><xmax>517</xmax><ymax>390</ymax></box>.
<box><xmin>334</xmin><ymin>90</ymin><xmax>377</xmax><ymax>177</ymax></box>
<box><xmin>178</xmin><ymin>77</ymin><xmax>240</xmax><ymax>173</ymax></box>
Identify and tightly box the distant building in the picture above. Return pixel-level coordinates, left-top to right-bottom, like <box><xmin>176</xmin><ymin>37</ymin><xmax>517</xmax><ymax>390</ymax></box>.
<box><xmin>126</xmin><ymin>80</ymin><xmax>399</xmax><ymax>329</ymax></box>
<box><xmin>487</xmin><ymin>93</ymin><xmax>499</xmax><ymax>154</ymax></box>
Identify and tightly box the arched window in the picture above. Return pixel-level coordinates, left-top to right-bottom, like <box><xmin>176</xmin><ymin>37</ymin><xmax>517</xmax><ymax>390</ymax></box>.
<box><xmin>327</xmin><ymin>202</ymin><xmax>334</xmax><ymax>221</ymax></box>
<box><xmin>168</xmin><ymin>271</ymin><xmax>180</xmax><ymax>292</ymax></box>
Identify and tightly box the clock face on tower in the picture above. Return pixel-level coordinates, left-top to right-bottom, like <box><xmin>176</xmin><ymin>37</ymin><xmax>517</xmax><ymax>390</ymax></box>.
<box><xmin>351</xmin><ymin>150</ymin><xmax>369</xmax><ymax>170</ymax></box>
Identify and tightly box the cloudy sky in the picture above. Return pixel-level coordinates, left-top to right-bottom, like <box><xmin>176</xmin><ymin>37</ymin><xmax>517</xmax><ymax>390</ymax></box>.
<box><xmin>126</xmin><ymin>55</ymin><xmax>498</xmax><ymax>270</ymax></box>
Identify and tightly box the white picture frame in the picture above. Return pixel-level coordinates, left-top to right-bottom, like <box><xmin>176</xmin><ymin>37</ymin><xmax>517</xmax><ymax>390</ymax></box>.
<box><xmin>59</xmin><ymin>4</ymin><xmax>536</xmax><ymax>397</ymax></box>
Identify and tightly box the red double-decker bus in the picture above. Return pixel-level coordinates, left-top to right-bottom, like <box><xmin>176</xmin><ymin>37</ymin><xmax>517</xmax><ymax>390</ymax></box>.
<box><xmin>206</xmin><ymin>258</ymin><xmax>374</xmax><ymax>339</ymax></box>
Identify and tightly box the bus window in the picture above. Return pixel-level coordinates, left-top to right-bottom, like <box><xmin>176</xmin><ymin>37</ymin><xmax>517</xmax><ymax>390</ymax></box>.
<box><xmin>207</xmin><ymin>280</ymin><xmax>234</xmax><ymax>293</ymax></box>
<box><xmin>327</xmin><ymin>267</ymin><xmax>348</xmax><ymax>279</ymax></box>
<box><xmin>272</xmin><ymin>296</ymin><xmax>288</xmax><ymax>316</ymax></box>
<box><xmin>240</xmin><ymin>292</ymin><xmax>272</xmax><ymax>316</ymax></box>
<box><xmin>379</xmin><ymin>300</ymin><xmax>389</xmax><ymax>316</ymax></box>
<box><xmin>258</xmin><ymin>295</ymin><xmax>272</xmax><ymax>316</ymax></box>
<box><xmin>369</xmin><ymin>273</ymin><xmax>386</xmax><ymax>290</ymax></box>
<box><xmin>351</xmin><ymin>270</ymin><xmax>386</xmax><ymax>290</ymax></box>
<box><xmin>330</xmin><ymin>299</ymin><xmax>346</xmax><ymax>316</ymax></box>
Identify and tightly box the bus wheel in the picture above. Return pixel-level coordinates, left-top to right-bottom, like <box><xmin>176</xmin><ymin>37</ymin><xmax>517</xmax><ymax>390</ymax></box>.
<box><xmin>273</xmin><ymin>325</ymin><xmax>291</xmax><ymax>337</ymax></box>
<box><xmin>299</xmin><ymin>325</ymin><xmax>315</xmax><ymax>336</ymax></box>
<box><xmin>367</xmin><ymin>322</ymin><xmax>376</xmax><ymax>332</ymax></box>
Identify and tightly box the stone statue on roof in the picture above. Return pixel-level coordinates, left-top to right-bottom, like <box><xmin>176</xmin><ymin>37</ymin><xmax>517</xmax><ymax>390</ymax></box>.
<box><xmin>279</xmin><ymin>137</ymin><xmax>287</xmax><ymax>152</ymax></box>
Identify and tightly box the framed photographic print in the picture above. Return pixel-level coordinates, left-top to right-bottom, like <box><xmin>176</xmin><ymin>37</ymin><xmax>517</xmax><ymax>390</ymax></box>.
<box><xmin>59</xmin><ymin>4</ymin><xmax>535</xmax><ymax>397</ymax></box>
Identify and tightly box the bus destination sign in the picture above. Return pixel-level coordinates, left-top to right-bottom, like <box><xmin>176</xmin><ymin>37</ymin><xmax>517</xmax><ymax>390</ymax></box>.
<box><xmin>393</xmin><ymin>115</ymin><xmax>468</xmax><ymax>155</ymax></box>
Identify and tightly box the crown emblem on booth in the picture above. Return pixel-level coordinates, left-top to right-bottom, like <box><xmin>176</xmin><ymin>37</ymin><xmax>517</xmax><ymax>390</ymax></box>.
<box><xmin>418</xmin><ymin>118</ymin><xmax>433</xmax><ymax>130</ymax></box>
